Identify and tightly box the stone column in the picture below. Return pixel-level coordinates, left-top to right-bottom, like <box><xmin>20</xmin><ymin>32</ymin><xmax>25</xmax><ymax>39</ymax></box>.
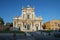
<box><xmin>13</xmin><ymin>21</ymin><xmax>14</xmax><ymax>27</ymax></box>
<box><xmin>16</xmin><ymin>21</ymin><xmax>18</xmax><ymax>27</ymax></box>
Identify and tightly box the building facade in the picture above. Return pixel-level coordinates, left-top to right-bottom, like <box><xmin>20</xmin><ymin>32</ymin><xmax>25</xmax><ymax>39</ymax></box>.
<box><xmin>13</xmin><ymin>5</ymin><xmax>43</xmax><ymax>32</ymax></box>
<box><xmin>44</xmin><ymin>20</ymin><xmax>60</xmax><ymax>30</ymax></box>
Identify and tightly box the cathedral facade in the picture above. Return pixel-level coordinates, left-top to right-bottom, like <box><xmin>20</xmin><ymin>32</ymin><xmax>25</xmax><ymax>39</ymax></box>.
<box><xmin>13</xmin><ymin>5</ymin><xmax>43</xmax><ymax>32</ymax></box>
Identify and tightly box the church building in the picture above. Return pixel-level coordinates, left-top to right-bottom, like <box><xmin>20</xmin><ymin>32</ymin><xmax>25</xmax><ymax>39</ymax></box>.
<box><xmin>13</xmin><ymin>5</ymin><xmax>43</xmax><ymax>32</ymax></box>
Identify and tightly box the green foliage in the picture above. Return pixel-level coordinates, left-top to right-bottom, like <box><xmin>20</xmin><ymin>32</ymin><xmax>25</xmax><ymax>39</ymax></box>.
<box><xmin>5</xmin><ymin>28</ymin><xmax>10</xmax><ymax>32</ymax></box>
<box><xmin>0</xmin><ymin>17</ymin><xmax>4</xmax><ymax>25</ymax></box>
<box><xmin>0</xmin><ymin>30</ymin><xmax>25</xmax><ymax>33</ymax></box>
<box><xmin>6</xmin><ymin>22</ymin><xmax>13</xmax><ymax>28</ymax></box>
<box><xmin>42</xmin><ymin>30</ymin><xmax>54</xmax><ymax>33</ymax></box>
<box><xmin>10</xmin><ymin>31</ymin><xmax>25</xmax><ymax>33</ymax></box>
<box><xmin>42</xmin><ymin>24</ymin><xmax>46</xmax><ymax>29</ymax></box>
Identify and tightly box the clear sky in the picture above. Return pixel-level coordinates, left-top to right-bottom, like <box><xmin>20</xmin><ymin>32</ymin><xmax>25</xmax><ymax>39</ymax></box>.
<box><xmin>0</xmin><ymin>0</ymin><xmax>60</xmax><ymax>24</ymax></box>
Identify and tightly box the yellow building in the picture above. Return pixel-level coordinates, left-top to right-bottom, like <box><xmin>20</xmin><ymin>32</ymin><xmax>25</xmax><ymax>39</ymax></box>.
<box><xmin>44</xmin><ymin>20</ymin><xmax>60</xmax><ymax>30</ymax></box>
<box><xmin>13</xmin><ymin>5</ymin><xmax>43</xmax><ymax>32</ymax></box>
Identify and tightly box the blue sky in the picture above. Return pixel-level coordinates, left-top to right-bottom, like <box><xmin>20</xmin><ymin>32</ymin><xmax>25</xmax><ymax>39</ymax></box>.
<box><xmin>0</xmin><ymin>0</ymin><xmax>60</xmax><ymax>24</ymax></box>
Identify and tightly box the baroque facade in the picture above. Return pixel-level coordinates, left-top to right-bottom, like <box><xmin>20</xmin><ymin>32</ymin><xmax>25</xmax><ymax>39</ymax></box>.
<box><xmin>13</xmin><ymin>5</ymin><xmax>43</xmax><ymax>32</ymax></box>
<box><xmin>44</xmin><ymin>20</ymin><xmax>60</xmax><ymax>30</ymax></box>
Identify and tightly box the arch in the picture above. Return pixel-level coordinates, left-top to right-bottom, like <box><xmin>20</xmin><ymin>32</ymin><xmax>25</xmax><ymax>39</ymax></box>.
<box><xmin>27</xmin><ymin>15</ymin><xmax>30</xmax><ymax>19</ymax></box>
<box><xmin>35</xmin><ymin>24</ymin><xmax>39</xmax><ymax>31</ymax></box>
<box><xmin>27</xmin><ymin>24</ymin><xmax>30</xmax><ymax>30</ymax></box>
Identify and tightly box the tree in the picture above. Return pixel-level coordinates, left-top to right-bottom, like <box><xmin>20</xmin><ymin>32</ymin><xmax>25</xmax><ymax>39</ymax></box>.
<box><xmin>42</xmin><ymin>24</ymin><xmax>46</xmax><ymax>29</ymax></box>
<box><xmin>5</xmin><ymin>22</ymin><xmax>13</xmax><ymax>31</ymax></box>
<box><xmin>6</xmin><ymin>22</ymin><xmax>13</xmax><ymax>28</ymax></box>
<box><xmin>0</xmin><ymin>17</ymin><xmax>4</xmax><ymax>31</ymax></box>
<box><xmin>10</xmin><ymin>23</ymin><xmax>13</xmax><ymax>27</ymax></box>
<box><xmin>0</xmin><ymin>17</ymin><xmax>4</xmax><ymax>25</ymax></box>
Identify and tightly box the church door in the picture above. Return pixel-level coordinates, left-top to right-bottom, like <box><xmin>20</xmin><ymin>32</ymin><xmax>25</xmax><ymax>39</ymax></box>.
<box><xmin>36</xmin><ymin>26</ymin><xmax>38</xmax><ymax>31</ymax></box>
<box><xmin>27</xmin><ymin>24</ymin><xmax>30</xmax><ymax>30</ymax></box>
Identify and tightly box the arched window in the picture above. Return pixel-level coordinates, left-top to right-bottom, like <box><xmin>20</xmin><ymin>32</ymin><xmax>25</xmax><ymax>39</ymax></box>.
<box><xmin>36</xmin><ymin>27</ymin><xmax>38</xmax><ymax>31</ymax></box>
<box><xmin>19</xmin><ymin>27</ymin><xmax>20</xmax><ymax>30</ymax></box>
<box><xmin>24</xmin><ymin>25</ymin><xmax>26</xmax><ymax>28</ymax></box>
<box><xmin>27</xmin><ymin>15</ymin><xmax>29</xmax><ymax>19</ymax></box>
<box><xmin>35</xmin><ymin>24</ymin><xmax>39</xmax><ymax>31</ymax></box>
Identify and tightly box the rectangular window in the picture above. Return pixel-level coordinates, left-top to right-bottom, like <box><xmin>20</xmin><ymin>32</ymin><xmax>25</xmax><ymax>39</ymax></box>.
<box><xmin>55</xmin><ymin>22</ymin><xmax>57</xmax><ymax>26</ymax></box>
<box><xmin>58</xmin><ymin>24</ymin><xmax>60</xmax><ymax>27</ymax></box>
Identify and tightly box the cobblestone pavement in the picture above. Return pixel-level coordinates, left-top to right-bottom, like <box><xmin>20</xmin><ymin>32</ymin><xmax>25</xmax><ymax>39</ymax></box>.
<box><xmin>0</xmin><ymin>32</ymin><xmax>60</xmax><ymax>40</ymax></box>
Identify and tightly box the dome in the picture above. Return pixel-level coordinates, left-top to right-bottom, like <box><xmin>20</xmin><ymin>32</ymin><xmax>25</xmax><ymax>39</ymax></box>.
<box><xmin>27</xmin><ymin>5</ymin><xmax>30</xmax><ymax>8</ymax></box>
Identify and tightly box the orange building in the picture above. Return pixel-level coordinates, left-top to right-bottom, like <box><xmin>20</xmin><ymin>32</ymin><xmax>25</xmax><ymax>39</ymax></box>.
<box><xmin>44</xmin><ymin>20</ymin><xmax>60</xmax><ymax>30</ymax></box>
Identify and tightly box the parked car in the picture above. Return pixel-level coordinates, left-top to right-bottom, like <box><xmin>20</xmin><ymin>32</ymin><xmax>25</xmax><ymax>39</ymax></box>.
<box><xmin>54</xmin><ymin>30</ymin><xmax>60</xmax><ymax>38</ymax></box>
